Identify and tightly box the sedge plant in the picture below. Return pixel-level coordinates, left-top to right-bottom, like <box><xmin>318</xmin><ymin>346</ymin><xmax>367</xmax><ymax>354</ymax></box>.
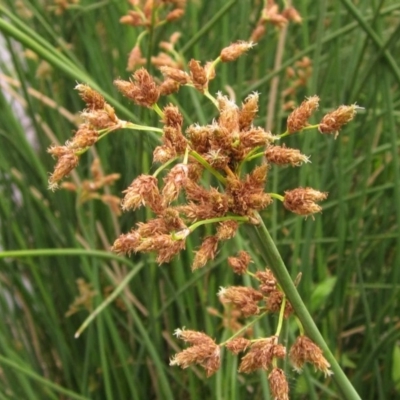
<box><xmin>46</xmin><ymin>25</ymin><xmax>362</xmax><ymax>399</ymax></box>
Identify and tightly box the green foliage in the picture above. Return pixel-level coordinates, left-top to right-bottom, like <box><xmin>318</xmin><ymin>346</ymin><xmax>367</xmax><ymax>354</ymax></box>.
<box><xmin>0</xmin><ymin>0</ymin><xmax>399</xmax><ymax>399</ymax></box>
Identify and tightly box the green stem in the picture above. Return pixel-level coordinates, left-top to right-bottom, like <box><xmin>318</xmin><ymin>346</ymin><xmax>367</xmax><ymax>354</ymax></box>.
<box><xmin>244</xmin><ymin>213</ymin><xmax>361</xmax><ymax>400</ymax></box>
<box><xmin>74</xmin><ymin>262</ymin><xmax>144</xmax><ymax>338</ymax></box>
<box><xmin>189</xmin><ymin>150</ymin><xmax>227</xmax><ymax>184</ymax></box>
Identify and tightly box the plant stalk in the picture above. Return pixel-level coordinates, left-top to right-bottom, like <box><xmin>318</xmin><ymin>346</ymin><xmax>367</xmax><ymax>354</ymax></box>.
<box><xmin>244</xmin><ymin>213</ymin><xmax>361</xmax><ymax>400</ymax></box>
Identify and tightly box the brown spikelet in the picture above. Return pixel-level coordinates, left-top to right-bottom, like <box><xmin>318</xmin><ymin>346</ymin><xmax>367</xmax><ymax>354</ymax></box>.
<box><xmin>268</xmin><ymin>368</ymin><xmax>289</xmax><ymax>400</ymax></box>
<box><xmin>225</xmin><ymin>337</ymin><xmax>251</xmax><ymax>355</ymax></box>
<box><xmin>159</xmin><ymin>78</ymin><xmax>181</xmax><ymax>96</ymax></box>
<box><xmin>192</xmin><ymin>236</ymin><xmax>219</xmax><ymax>270</ymax></box>
<box><xmin>319</xmin><ymin>104</ymin><xmax>361</xmax><ymax>137</ymax></box>
<box><xmin>218</xmin><ymin>286</ymin><xmax>263</xmax><ymax>317</ymax></box>
<box><xmin>283</xmin><ymin>187</ymin><xmax>328</xmax><ymax>216</ymax></box>
<box><xmin>289</xmin><ymin>335</ymin><xmax>332</xmax><ymax>376</ymax></box>
<box><xmin>75</xmin><ymin>84</ymin><xmax>105</xmax><ymax>110</ymax></box>
<box><xmin>170</xmin><ymin>328</ymin><xmax>221</xmax><ymax>377</ymax></box>
<box><xmin>48</xmin><ymin>151</ymin><xmax>79</xmax><ymax>190</ymax></box>
<box><xmin>238</xmin><ymin>336</ymin><xmax>286</xmax><ymax>373</ymax></box>
<box><xmin>114</xmin><ymin>68</ymin><xmax>160</xmax><ymax>107</ymax></box>
<box><xmin>162</xmin><ymin>104</ymin><xmax>183</xmax><ymax>128</ymax></box>
<box><xmin>159</xmin><ymin>66</ymin><xmax>191</xmax><ymax>85</ymax></box>
<box><xmin>220</xmin><ymin>41</ymin><xmax>255</xmax><ymax>62</ymax></box>
<box><xmin>239</xmin><ymin>92</ymin><xmax>259</xmax><ymax>130</ymax></box>
<box><xmin>111</xmin><ymin>230</ymin><xmax>141</xmax><ymax>255</ymax></box>
<box><xmin>188</xmin><ymin>59</ymin><xmax>208</xmax><ymax>92</ymax></box>
<box><xmin>287</xmin><ymin>95</ymin><xmax>319</xmax><ymax>133</ymax></box>
<box><xmin>227</xmin><ymin>250</ymin><xmax>251</xmax><ymax>274</ymax></box>
<box><xmin>265</xmin><ymin>145</ymin><xmax>310</xmax><ymax>167</ymax></box>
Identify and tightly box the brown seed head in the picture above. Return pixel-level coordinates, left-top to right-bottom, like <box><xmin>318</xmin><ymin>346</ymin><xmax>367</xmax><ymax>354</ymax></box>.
<box><xmin>163</xmin><ymin>126</ymin><xmax>187</xmax><ymax>154</ymax></box>
<box><xmin>225</xmin><ymin>337</ymin><xmax>251</xmax><ymax>355</ymax></box>
<box><xmin>188</xmin><ymin>59</ymin><xmax>208</xmax><ymax>92</ymax></box>
<box><xmin>218</xmin><ymin>286</ymin><xmax>263</xmax><ymax>317</ymax></box>
<box><xmin>250</xmin><ymin>23</ymin><xmax>266</xmax><ymax>43</ymax></box>
<box><xmin>220</xmin><ymin>41</ymin><xmax>255</xmax><ymax>62</ymax></box>
<box><xmin>239</xmin><ymin>127</ymin><xmax>273</xmax><ymax>148</ymax></box>
<box><xmin>75</xmin><ymin>84</ymin><xmax>105</xmax><ymax>110</ymax></box>
<box><xmin>159</xmin><ymin>78</ymin><xmax>180</xmax><ymax>96</ymax></box>
<box><xmin>80</xmin><ymin>108</ymin><xmax>118</xmax><ymax>129</ymax></box>
<box><xmin>162</xmin><ymin>104</ymin><xmax>183</xmax><ymax>128</ymax></box>
<box><xmin>192</xmin><ymin>236</ymin><xmax>219</xmax><ymax>270</ymax></box>
<box><xmin>135</xmin><ymin>233</ymin><xmax>186</xmax><ymax>264</ymax></box>
<box><xmin>204</xmin><ymin>149</ymin><xmax>230</xmax><ymax>170</ymax></box>
<box><xmin>238</xmin><ymin>336</ymin><xmax>286</xmax><ymax>373</ymax></box>
<box><xmin>287</xmin><ymin>95</ymin><xmax>319</xmax><ymax>133</ymax></box>
<box><xmin>282</xmin><ymin>6</ymin><xmax>302</xmax><ymax>23</ymax></box>
<box><xmin>47</xmin><ymin>145</ymin><xmax>70</xmax><ymax>158</ymax></box>
<box><xmin>111</xmin><ymin>230</ymin><xmax>141</xmax><ymax>255</ymax></box>
<box><xmin>153</xmin><ymin>144</ymin><xmax>177</xmax><ymax>163</ymax></box>
<box><xmin>173</xmin><ymin>328</ymin><xmax>214</xmax><ymax>346</ymax></box>
<box><xmin>283</xmin><ymin>187</ymin><xmax>328</xmax><ymax>216</ymax></box>
<box><xmin>127</xmin><ymin>45</ymin><xmax>146</xmax><ymax>71</ymax></box>
<box><xmin>114</xmin><ymin>68</ymin><xmax>160</xmax><ymax>107</ymax></box>
<box><xmin>186</xmin><ymin>124</ymin><xmax>211</xmax><ymax>154</ymax></box>
<box><xmin>119</xmin><ymin>11</ymin><xmax>146</xmax><ymax>26</ymax></box>
<box><xmin>68</xmin><ymin>125</ymin><xmax>99</xmax><ymax>149</ymax></box>
<box><xmin>216</xmin><ymin>221</ymin><xmax>239</xmax><ymax>241</ymax></box>
<box><xmin>48</xmin><ymin>151</ymin><xmax>79</xmax><ymax>190</ymax></box>
<box><xmin>227</xmin><ymin>250</ymin><xmax>252</xmax><ymax>274</ymax></box>
<box><xmin>217</xmin><ymin>93</ymin><xmax>240</xmax><ymax>132</ymax></box>
<box><xmin>162</xmin><ymin>163</ymin><xmax>189</xmax><ymax>204</ymax></box>
<box><xmin>122</xmin><ymin>175</ymin><xmax>164</xmax><ymax>214</ymax></box>
<box><xmin>166</xmin><ymin>8</ymin><xmax>184</xmax><ymax>21</ymax></box>
<box><xmin>239</xmin><ymin>92</ymin><xmax>259</xmax><ymax>130</ymax></box>
<box><xmin>170</xmin><ymin>328</ymin><xmax>221</xmax><ymax>377</ymax></box>
<box><xmin>255</xmin><ymin>269</ymin><xmax>277</xmax><ymax>294</ymax></box>
<box><xmin>159</xmin><ymin>66</ymin><xmax>191</xmax><ymax>85</ymax></box>
<box><xmin>268</xmin><ymin>368</ymin><xmax>290</xmax><ymax>400</ymax></box>
<box><xmin>262</xmin><ymin>3</ymin><xmax>288</xmax><ymax>28</ymax></box>
<box><xmin>319</xmin><ymin>104</ymin><xmax>361</xmax><ymax>137</ymax></box>
<box><xmin>289</xmin><ymin>335</ymin><xmax>332</xmax><ymax>377</ymax></box>
<box><xmin>265</xmin><ymin>145</ymin><xmax>310</xmax><ymax>167</ymax></box>
<box><xmin>266</xmin><ymin>290</ymin><xmax>293</xmax><ymax>318</ymax></box>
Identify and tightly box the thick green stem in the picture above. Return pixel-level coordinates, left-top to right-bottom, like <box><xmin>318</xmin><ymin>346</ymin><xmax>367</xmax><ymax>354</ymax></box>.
<box><xmin>244</xmin><ymin>213</ymin><xmax>361</xmax><ymax>400</ymax></box>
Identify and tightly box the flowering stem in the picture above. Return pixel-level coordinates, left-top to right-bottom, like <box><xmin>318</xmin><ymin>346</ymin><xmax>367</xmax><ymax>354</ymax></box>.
<box><xmin>275</xmin><ymin>296</ymin><xmax>286</xmax><ymax>337</ymax></box>
<box><xmin>189</xmin><ymin>150</ymin><xmax>227</xmax><ymax>184</ymax></box>
<box><xmin>245</xmin><ymin>213</ymin><xmax>361</xmax><ymax>400</ymax></box>
<box><xmin>269</xmin><ymin>193</ymin><xmax>284</xmax><ymax>202</ymax></box>
<box><xmin>124</xmin><ymin>122</ymin><xmax>164</xmax><ymax>134</ymax></box>
<box><xmin>188</xmin><ymin>215</ymin><xmax>249</xmax><ymax>233</ymax></box>
<box><xmin>278</xmin><ymin>124</ymin><xmax>320</xmax><ymax>139</ymax></box>
<box><xmin>204</xmin><ymin>89</ymin><xmax>219</xmax><ymax>108</ymax></box>
<box><xmin>151</xmin><ymin>103</ymin><xmax>165</xmax><ymax>119</ymax></box>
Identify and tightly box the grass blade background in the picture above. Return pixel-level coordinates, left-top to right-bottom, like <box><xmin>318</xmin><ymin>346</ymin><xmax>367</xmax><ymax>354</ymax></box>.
<box><xmin>1</xmin><ymin>1</ymin><xmax>399</xmax><ymax>398</ymax></box>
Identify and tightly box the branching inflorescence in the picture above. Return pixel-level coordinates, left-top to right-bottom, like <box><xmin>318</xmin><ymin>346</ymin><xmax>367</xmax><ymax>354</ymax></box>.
<box><xmin>48</xmin><ymin>33</ymin><xmax>360</xmax><ymax>399</ymax></box>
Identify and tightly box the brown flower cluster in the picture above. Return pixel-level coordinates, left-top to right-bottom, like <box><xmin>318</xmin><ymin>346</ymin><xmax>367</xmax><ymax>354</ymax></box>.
<box><xmin>120</xmin><ymin>0</ymin><xmax>186</xmax><ymax>28</ymax></box>
<box><xmin>289</xmin><ymin>335</ymin><xmax>332</xmax><ymax>377</ymax></box>
<box><xmin>120</xmin><ymin>1</ymin><xmax>186</xmax><ymax>71</ymax></box>
<box><xmin>218</xmin><ymin>268</ymin><xmax>293</xmax><ymax>320</ymax></box>
<box><xmin>251</xmin><ymin>0</ymin><xmax>302</xmax><ymax>42</ymax></box>
<box><xmin>170</xmin><ymin>328</ymin><xmax>220</xmax><ymax>377</ymax></box>
<box><xmin>112</xmin><ymin>71</ymin><xmax>280</xmax><ymax>267</ymax></box>
<box><xmin>285</xmin><ymin>96</ymin><xmax>361</xmax><ymax>137</ymax></box>
<box><xmin>171</xmin><ymin>326</ymin><xmax>330</xmax><ymax>398</ymax></box>
<box><xmin>47</xmin><ymin>84</ymin><xmax>120</xmax><ymax>190</ymax></box>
